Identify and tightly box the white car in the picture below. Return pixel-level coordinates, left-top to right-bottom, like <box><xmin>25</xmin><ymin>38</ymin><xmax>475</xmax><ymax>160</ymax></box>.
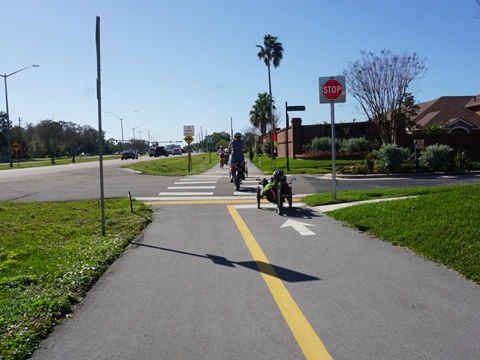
<box><xmin>172</xmin><ymin>148</ymin><xmax>182</xmax><ymax>155</ymax></box>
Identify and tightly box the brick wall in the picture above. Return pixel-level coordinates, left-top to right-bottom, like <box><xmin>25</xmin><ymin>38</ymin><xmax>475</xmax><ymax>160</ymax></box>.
<box><xmin>261</xmin><ymin>118</ymin><xmax>480</xmax><ymax>162</ymax></box>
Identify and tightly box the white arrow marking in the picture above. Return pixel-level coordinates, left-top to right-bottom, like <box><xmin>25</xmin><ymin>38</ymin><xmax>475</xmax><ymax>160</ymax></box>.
<box><xmin>281</xmin><ymin>219</ymin><xmax>316</xmax><ymax>236</ymax></box>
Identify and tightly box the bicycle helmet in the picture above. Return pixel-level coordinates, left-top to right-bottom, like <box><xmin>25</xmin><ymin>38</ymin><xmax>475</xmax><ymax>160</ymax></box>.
<box><xmin>273</xmin><ymin>169</ymin><xmax>284</xmax><ymax>181</ymax></box>
<box><xmin>234</xmin><ymin>132</ymin><xmax>242</xmax><ymax>139</ymax></box>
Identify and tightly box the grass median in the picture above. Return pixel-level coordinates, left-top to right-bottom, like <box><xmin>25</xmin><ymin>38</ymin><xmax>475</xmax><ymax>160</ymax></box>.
<box><xmin>0</xmin><ymin>155</ymin><xmax>119</xmax><ymax>170</ymax></box>
<box><xmin>252</xmin><ymin>154</ymin><xmax>355</xmax><ymax>175</ymax></box>
<box><xmin>126</xmin><ymin>153</ymin><xmax>217</xmax><ymax>175</ymax></box>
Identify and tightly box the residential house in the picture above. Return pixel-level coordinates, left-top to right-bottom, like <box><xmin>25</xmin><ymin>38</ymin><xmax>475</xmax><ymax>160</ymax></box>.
<box><xmin>411</xmin><ymin>95</ymin><xmax>480</xmax><ymax>134</ymax></box>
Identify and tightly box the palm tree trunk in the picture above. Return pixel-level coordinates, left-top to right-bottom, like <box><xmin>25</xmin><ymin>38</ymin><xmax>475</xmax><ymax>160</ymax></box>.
<box><xmin>261</xmin><ymin>121</ymin><xmax>266</xmax><ymax>137</ymax></box>
<box><xmin>268</xmin><ymin>62</ymin><xmax>274</xmax><ymax>159</ymax></box>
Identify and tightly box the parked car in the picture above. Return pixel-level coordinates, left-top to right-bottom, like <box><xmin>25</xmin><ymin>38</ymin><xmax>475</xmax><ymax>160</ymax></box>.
<box><xmin>148</xmin><ymin>147</ymin><xmax>155</xmax><ymax>157</ymax></box>
<box><xmin>172</xmin><ymin>148</ymin><xmax>182</xmax><ymax>156</ymax></box>
<box><xmin>154</xmin><ymin>146</ymin><xmax>169</xmax><ymax>157</ymax></box>
<box><xmin>121</xmin><ymin>150</ymin><xmax>138</xmax><ymax>160</ymax></box>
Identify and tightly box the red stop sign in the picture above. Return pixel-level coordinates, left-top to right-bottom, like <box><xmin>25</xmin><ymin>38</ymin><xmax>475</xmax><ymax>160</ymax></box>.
<box><xmin>322</xmin><ymin>79</ymin><xmax>343</xmax><ymax>100</ymax></box>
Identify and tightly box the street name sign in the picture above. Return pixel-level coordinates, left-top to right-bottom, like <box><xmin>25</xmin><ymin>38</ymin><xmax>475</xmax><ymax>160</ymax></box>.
<box><xmin>319</xmin><ymin>76</ymin><xmax>346</xmax><ymax>103</ymax></box>
<box><xmin>286</xmin><ymin>105</ymin><xmax>306</xmax><ymax>111</ymax></box>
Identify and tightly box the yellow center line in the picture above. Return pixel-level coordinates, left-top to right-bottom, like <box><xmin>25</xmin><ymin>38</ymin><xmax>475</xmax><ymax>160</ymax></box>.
<box><xmin>227</xmin><ymin>205</ymin><xmax>333</xmax><ymax>360</ymax></box>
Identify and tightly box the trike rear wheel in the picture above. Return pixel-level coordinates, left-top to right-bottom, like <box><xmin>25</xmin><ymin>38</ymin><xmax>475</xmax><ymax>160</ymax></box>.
<box><xmin>276</xmin><ymin>184</ymin><xmax>283</xmax><ymax>215</ymax></box>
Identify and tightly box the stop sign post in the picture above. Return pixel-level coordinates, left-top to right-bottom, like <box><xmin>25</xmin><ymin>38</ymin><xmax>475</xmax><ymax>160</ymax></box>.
<box><xmin>319</xmin><ymin>76</ymin><xmax>346</xmax><ymax>199</ymax></box>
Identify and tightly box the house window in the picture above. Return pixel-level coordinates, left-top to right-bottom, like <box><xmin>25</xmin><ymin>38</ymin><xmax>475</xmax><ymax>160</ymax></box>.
<box><xmin>449</xmin><ymin>127</ymin><xmax>468</xmax><ymax>134</ymax></box>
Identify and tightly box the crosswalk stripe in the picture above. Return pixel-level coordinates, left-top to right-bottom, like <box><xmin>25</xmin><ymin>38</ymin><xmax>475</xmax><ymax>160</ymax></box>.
<box><xmin>158</xmin><ymin>192</ymin><xmax>215</xmax><ymax>196</ymax></box>
<box><xmin>180</xmin><ymin>176</ymin><xmax>225</xmax><ymax>180</ymax></box>
<box><xmin>174</xmin><ymin>181</ymin><xmax>217</xmax><ymax>184</ymax></box>
<box><xmin>154</xmin><ymin>170</ymin><xmax>292</xmax><ymax>201</ymax></box>
<box><xmin>167</xmin><ymin>186</ymin><xmax>216</xmax><ymax>189</ymax></box>
<box><xmin>233</xmin><ymin>191</ymin><xmax>257</xmax><ymax>196</ymax></box>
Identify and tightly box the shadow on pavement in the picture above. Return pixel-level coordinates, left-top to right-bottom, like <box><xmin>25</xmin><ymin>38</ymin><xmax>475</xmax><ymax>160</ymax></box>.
<box><xmin>256</xmin><ymin>206</ymin><xmax>323</xmax><ymax>219</ymax></box>
<box><xmin>130</xmin><ymin>242</ymin><xmax>321</xmax><ymax>283</ymax></box>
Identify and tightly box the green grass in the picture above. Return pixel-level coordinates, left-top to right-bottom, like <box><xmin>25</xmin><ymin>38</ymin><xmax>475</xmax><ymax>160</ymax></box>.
<box><xmin>0</xmin><ymin>155</ymin><xmax>120</xmax><ymax>170</ymax></box>
<box><xmin>0</xmin><ymin>199</ymin><xmax>152</xmax><ymax>360</ymax></box>
<box><xmin>252</xmin><ymin>154</ymin><xmax>356</xmax><ymax>175</ymax></box>
<box><xmin>125</xmin><ymin>153</ymin><xmax>217</xmax><ymax>175</ymax></box>
<box><xmin>302</xmin><ymin>185</ymin><xmax>458</xmax><ymax>207</ymax></box>
<box><xmin>323</xmin><ymin>183</ymin><xmax>480</xmax><ymax>284</ymax></box>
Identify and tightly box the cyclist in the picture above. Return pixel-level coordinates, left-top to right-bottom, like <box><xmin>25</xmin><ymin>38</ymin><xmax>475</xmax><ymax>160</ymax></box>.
<box><xmin>217</xmin><ymin>146</ymin><xmax>226</xmax><ymax>167</ymax></box>
<box><xmin>228</xmin><ymin>132</ymin><xmax>245</xmax><ymax>182</ymax></box>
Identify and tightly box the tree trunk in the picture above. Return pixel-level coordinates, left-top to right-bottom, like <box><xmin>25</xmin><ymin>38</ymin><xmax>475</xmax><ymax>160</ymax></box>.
<box><xmin>268</xmin><ymin>62</ymin><xmax>274</xmax><ymax>159</ymax></box>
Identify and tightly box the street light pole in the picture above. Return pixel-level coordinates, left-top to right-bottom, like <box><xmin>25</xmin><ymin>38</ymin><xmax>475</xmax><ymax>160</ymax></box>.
<box><xmin>150</xmin><ymin>133</ymin><xmax>159</xmax><ymax>147</ymax></box>
<box><xmin>1</xmin><ymin>64</ymin><xmax>39</xmax><ymax>168</ymax></box>
<box><xmin>138</xmin><ymin>129</ymin><xmax>146</xmax><ymax>153</ymax></box>
<box><xmin>104</xmin><ymin>110</ymin><xmax>137</xmax><ymax>150</ymax></box>
<box><xmin>125</xmin><ymin>125</ymin><xmax>143</xmax><ymax>151</ymax></box>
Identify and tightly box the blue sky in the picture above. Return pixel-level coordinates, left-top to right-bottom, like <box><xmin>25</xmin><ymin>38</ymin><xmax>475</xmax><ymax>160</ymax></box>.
<box><xmin>2</xmin><ymin>0</ymin><xmax>479</xmax><ymax>145</ymax></box>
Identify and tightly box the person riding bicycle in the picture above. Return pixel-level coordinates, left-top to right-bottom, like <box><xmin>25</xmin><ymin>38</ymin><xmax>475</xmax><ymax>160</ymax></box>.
<box><xmin>261</xmin><ymin>169</ymin><xmax>285</xmax><ymax>202</ymax></box>
<box><xmin>228</xmin><ymin>132</ymin><xmax>245</xmax><ymax>182</ymax></box>
<box><xmin>217</xmin><ymin>146</ymin><xmax>226</xmax><ymax>167</ymax></box>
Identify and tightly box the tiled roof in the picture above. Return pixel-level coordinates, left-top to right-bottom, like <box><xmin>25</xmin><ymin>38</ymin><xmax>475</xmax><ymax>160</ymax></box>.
<box><xmin>466</xmin><ymin>94</ymin><xmax>480</xmax><ymax>108</ymax></box>
<box><xmin>412</xmin><ymin>95</ymin><xmax>480</xmax><ymax>129</ymax></box>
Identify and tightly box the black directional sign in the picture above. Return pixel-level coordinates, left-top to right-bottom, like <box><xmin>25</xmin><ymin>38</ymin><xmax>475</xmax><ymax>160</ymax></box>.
<box><xmin>286</xmin><ymin>105</ymin><xmax>305</xmax><ymax>111</ymax></box>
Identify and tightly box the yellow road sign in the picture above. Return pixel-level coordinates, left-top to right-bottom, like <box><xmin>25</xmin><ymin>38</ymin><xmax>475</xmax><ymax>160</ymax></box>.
<box><xmin>11</xmin><ymin>141</ymin><xmax>21</xmax><ymax>152</ymax></box>
<box><xmin>184</xmin><ymin>135</ymin><xmax>194</xmax><ymax>144</ymax></box>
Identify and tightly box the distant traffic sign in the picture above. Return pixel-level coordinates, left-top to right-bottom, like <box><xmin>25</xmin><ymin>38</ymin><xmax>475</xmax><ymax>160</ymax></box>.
<box><xmin>184</xmin><ymin>135</ymin><xmax>194</xmax><ymax>144</ymax></box>
<box><xmin>286</xmin><ymin>105</ymin><xmax>305</xmax><ymax>111</ymax></box>
<box><xmin>184</xmin><ymin>125</ymin><xmax>194</xmax><ymax>136</ymax></box>
<box><xmin>319</xmin><ymin>76</ymin><xmax>346</xmax><ymax>103</ymax></box>
<box><xmin>11</xmin><ymin>141</ymin><xmax>21</xmax><ymax>152</ymax></box>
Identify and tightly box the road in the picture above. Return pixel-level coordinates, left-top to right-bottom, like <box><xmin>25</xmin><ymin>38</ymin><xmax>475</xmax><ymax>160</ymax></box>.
<box><xmin>2</xmin><ymin>157</ymin><xmax>479</xmax><ymax>359</ymax></box>
<box><xmin>1</xmin><ymin>155</ymin><xmax>479</xmax><ymax>202</ymax></box>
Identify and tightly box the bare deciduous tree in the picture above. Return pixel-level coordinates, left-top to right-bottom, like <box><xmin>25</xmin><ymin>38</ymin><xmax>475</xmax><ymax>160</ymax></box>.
<box><xmin>35</xmin><ymin>120</ymin><xmax>63</xmax><ymax>164</ymax></box>
<box><xmin>60</xmin><ymin>121</ymin><xmax>82</xmax><ymax>162</ymax></box>
<box><xmin>343</xmin><ymin>49</ymin><xmax>427</xmax><ymax>144</ymax></box>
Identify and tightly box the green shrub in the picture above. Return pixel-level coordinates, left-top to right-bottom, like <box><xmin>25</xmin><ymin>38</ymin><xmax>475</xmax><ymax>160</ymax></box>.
<box><xmin>337</xmin><ymin>162</ymin><xmax>369</xmax><ymax>174</ymax></box>
<box><xmin>308</xmin><ymin>136</ymin><xmax>370</xmax><ymax>154</ymax></box>
<box><xmin>365</xmin><ymin>151</ymin><xmax>375</xmax><ymax>172</ymax></box>
<box><xmin>466</xmin><ymin>161</ymin><xmax>480</xmax><ymax>170</ymax></box>
<box><xmin>310</xmin><ymin>137</ymin><xmax>335</xmax><ymax>152</ymax></box>
<box><xmin>375</xmin><ymin>144</ymin><xmax>411</xmax><ymax>172</ymax></box>
<box><xmin>421</xmin><ymin>144</ymin><xmax>453</xmax><ymax>171</ymax></box>
<box><xmin>453</xmin><ymin>149</ymin><xmax>468</xmax><ymax>170</ymax></box>
<box><xmin>262</xmin><ymin>141</ymin><xmax>273</xmax><ymax>157</ymax></box>
<box><xmin>339</xmin><ymin>136</ymin><xmax>370</xmax><ymax>154</ymax></box>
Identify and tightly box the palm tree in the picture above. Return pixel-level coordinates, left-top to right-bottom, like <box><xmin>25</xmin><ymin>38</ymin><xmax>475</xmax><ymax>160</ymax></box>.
<box><xmin>256</xmin><ymin>34</ymin><xmax>284</xmax><ymax>157</ymax></box>
<box><xmin>249</xmin><ymin>92</ymin><xmax>275</xmax><ymax>136</ymax></box>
